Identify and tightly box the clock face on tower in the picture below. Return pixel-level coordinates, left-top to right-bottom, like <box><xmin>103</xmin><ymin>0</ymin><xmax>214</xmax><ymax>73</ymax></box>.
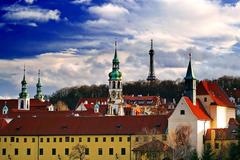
<box><xmin>111</xmin><ymin>91</ymin><xmax>116</xmax><ymax>99</ymax></box>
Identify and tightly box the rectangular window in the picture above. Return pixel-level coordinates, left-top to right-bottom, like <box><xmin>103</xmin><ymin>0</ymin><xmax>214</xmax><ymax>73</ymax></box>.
<box><xmin>71</xmin><ymin>137</ymin><xmax>74</xmax><ymax>142</ymax></box>
<box><xmin>127</xmin><ymin>137</ymin><xmax>131</xmax><ymax>142</ymax></box>
<box><xmin>135</xmin><ymin>137</ymin><xmax>139</xmax><ymax>142</ymax></box>
<box><xmin>24</xmin><ymin>138</ymin><xmax>27</xmax><ymax>142</ymax></box>
<box><xmin>39</xmin><ymin>148</ymin><xmax>43</xmax><ymax>155</ymax></box>
<box><xmin>87</xmin><ymin>137</ymin><xmax>90</xmax><ymax>142</ymax></box>
<box><xmin>32</xmin><ymin>138</ymin><xmax>35</xmax><ymax>142</ymax></box>
<box><xmin>10</xmin><ymin>137</ymin><xmax>14</xmax><ymax>142</ymax></box>
<box><xmin>2</xmin><ymin>148</ymin><xmax>6</xmax><ymax>155</ymax></box>
<box><xmin>52</xmin><ymin>148</ymin><xmax>56</xmax><ymax>155</ymax></box>
<box><xmin>204</xmin><ymin>97</ymin><xmax>207</xmax><ymax>102</ymax></box>
<box><xmin>121</xmin><ymin>148</ymin><xmax>126</xmax><ymax>155</ymax></box>
<box><xmin>27</xmin><ymin>148</ymin><xmax>31</xmax><ymax>155</ymax></box>
<box><xmin>103</xmin><ymin>137</ymin><xmax>106</xmax><ymax>142</ymax></box>
<box><xmin>53</xmin><ymin>138</ymin><xmax>56</xmax><ymax>142</ymax></box>
<box><xmin>79</xmin><ymin>137</ymin><xmax>82</xmax><ymax>142</ymax></box>
<box><xmin>65</xmin><ymin>148</ymin><xmax>69</xmax><ymax>155</ymax></box>
<box><xmin>85</xmin><ymin>148</ymin><xmax>89</xmax><ymax>155</ymax></box>
<box><xmin>16</xmin><ymin>138</ymin><xmax>19</xmax><ymax>143</ymax></box>
<box><xmin>59</xmin><ymin>138</ymin><xmax>62</xmax><ymax>142</ymax></box>
<box><xmin>40</xmin><ymin>138</ymin><xmax>43</xmax><ymax>142</ymax></box>
<box><xmin>215</xmin><ymin>143</ymin><xmax>219</xmax><ymax>149</ymax></box>
<box><xmin>65</xmin><ymin>137</ymin><xmax>69</xmax><ymax>142</ymax></box>
<box><xmin>109</xmin><ymin>148</ymin><xmax>114</xmax><ymax>155</ymax></box>
<box><xmin>119</xmin><ymin>137</ymin><xmax>122</xmax><ymax>142</ymax></box>
<box><xmin>4</xmin><ymin>138</ymin><xmax>7</xmax><ymax>142</ymax></box>
<box><xmin>47</xmin><ymin>138</ymin><xmax>50</xmax><ymax>142</ymax></box>
<box><xmin>15</xmin><ymin>148</ymin><xmax>18</xmax><ymax>155</ymax></box>
<box><xmin>98</xmin><ymin>148</ymin><xmax>103</xmax><ymax>155</ymax></box>
<box><xmin>180</xmin><ymin>110</ymin><xmax>185</xmax><ymax>115</ymax></box>
<box><xmin>95</xmin><ymin>137</ymin><xmax>98</xmax><ymax>142</ymax></box>
<box><xmin>111</xmin><ymin>137</ymin><xmax>114</xmax><ymax>142</ymax></box>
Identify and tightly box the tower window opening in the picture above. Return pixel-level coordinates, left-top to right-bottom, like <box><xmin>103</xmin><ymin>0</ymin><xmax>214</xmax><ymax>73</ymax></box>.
<box><xmin>20</xmin><ymin>100</ymin><xmax>24</xmax><ymax>109</ymax></box>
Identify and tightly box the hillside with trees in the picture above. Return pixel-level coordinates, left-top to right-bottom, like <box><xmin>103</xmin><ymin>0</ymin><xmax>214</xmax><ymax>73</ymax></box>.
<box><xmin>49</xmin><ymin>76</ymin><xmax>240</xmax><ymax>110</ymax></box>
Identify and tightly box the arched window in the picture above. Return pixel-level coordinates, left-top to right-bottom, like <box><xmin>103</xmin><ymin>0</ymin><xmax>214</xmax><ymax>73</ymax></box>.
<box><xmin>118</xmin><ymin>81</ymin><xmax>120</xmax><ymax>89</ymax></box>
<box><xmin>20</xmin><ymin>100</ymin><xmax>24</xmax><ymax>109</ymax></box>
<box><xmin>113</xmin><ymin>81</ymin><xmax>116</xmax><ymax>89</ymax></box>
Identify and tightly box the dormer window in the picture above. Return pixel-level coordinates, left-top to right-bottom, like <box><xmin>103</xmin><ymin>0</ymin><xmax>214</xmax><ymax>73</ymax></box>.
<box><xmin>180</xmin><ymin>110</ymin><xmax>185</xmax><ymax>115</ymax></box>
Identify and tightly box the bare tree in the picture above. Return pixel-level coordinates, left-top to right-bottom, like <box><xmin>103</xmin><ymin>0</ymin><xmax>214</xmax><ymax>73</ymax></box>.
<box><xmin>168</xmin><ymin>125</ymin><xmax>192</xmax><ymax>160</ymax></box>
<box><xmin>55</xmin><ymin>100</ymin><xmax>69</xmax><ymax>111</ymax></box>
<box><xmin>69</xmin><ymin>144</ymin><xmax>87</xmax><ymax>160</ymax></box>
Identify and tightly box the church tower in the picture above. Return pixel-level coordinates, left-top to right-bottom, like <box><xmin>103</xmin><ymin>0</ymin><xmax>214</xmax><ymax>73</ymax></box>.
<box><xmin>18</xmin><ymin>66</ymin><xmax>30</xmax><ymax>110</ymax></box>
<box><xmin>108</xmin><ymin>41</ymin><xmax>124</xmax><ymax>115</ymax></box>
<box><xmin>184</xmin><ymin>53</ymin><xmax>196</xmax><ymax>105</ymax></box>
<box><xmin>34</xmin><ymin>70</ymin><xmax>44</xmax><ymax>101</ymax></box>
<box><xmin>147</xmin><ymin>40</ymin><xmax>156</xmax><ymax>81</ymax></box>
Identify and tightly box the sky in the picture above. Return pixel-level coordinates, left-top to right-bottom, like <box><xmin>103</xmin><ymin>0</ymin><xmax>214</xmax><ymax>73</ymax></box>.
<box><xmin>0</xmin><ymin>0</ymin><xmax>240</xmax><ymax>98</ymax></box>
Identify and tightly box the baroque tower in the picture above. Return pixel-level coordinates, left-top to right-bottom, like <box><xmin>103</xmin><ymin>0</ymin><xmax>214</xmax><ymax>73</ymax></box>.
<box><xmin>184</xmin><ymin>53</ymin><xmax>196</xmax><ymax>105</ymax></box>
<box><xmin>108</xmin><ymin>41</ymin><xmax>124</xmax><ymax>115</ymax></box>
<box><xmin>34</xmin><ymin>70</ymin><xmax>44</xmax><ymax>101</ymax></box>
<box><xmin>18</xmin><ymin>66</ymin><xmax>30</xmax><ymax>110</ymax></box>
<box><xmin>147</xmin><ymin>40</ymin><xmax>156</xmax><ymax>81</ymax></box>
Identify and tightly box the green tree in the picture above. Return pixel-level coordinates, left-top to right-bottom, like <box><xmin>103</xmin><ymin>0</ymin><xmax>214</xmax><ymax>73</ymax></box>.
<box><xmin>190</xmin><ymin>149</ymin><xmax>199</xmax><ymax>160</ymax></box>
<box><xmin>227</xmin><ymin>143</ymin><xmax>239</xmax><ymax>160</ymax></box>
<box><xmin>201</xmin><ymin>144</ymin><xmax>215</xmax><ymax>160</ymax></box>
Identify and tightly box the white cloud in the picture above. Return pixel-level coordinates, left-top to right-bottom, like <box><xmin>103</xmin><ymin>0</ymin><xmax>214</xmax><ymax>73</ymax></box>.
<box><xmin>85</xmin><ymin>0</ymin><xmax>240</xmax><ymax>54</ymax></box>
<box><xmin>89</xmin><ymin>3</ymin><xmax>129</xmax><ymax>19</ymax></box>
<box><xmin>24</xmin><ymin>0</ymin><xmax>36</xmax><ymax>4</ymax></box>
<box><xmin>2</xmin><ymin>4</ymin><xmax>61</xmax><ymax>22</ymax></box>
<box><xmin>71</xmin><ymin>0</ymin><xmax>91</xmax><ymax>5</ymax></box>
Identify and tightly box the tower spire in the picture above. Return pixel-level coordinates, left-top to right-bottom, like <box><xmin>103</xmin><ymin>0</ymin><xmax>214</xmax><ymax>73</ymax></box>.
<box><xmin>147</xmin><ymin>39</ymin><xmax>156</xmax><ymax>81</ymax></box>
<box><xmin>35</xmin><ymin>69</ymin><xmax>44</xmax><ymax>101</ymax></box>
<box><xmin>114</xmin><ymin>40</ymin><xmax>117</xmax><ymax>59</ymax></box>
<box><xmin>19</xmin><ymin>65</ymin><xmax>29</xmax><ymax>99</ymax></box>
<box><xmin>184</xmin><ymin>51</ymin><xmax>196</xmax><ymax>105</ymax></box>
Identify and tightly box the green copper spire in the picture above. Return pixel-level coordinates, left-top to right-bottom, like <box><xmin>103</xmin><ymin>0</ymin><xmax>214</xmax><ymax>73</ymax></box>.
<box><xmin>109</xmin><ymin>41</ymin><xmax>122</xmax><ymax>80</ymax></box>
<box><xmin>185</xmin><ymin>53</ymin><xmax>196</xmax><ymax>80</ymax></box>
<box><xmin>19</xmin><ymin>65</ymin><xmax>29</xmax><ymax>99</ymax></box>
<box><xmin>34</xmin><ymin>69</ymin><xmax>44</xmax><ymax>100</ymax></box>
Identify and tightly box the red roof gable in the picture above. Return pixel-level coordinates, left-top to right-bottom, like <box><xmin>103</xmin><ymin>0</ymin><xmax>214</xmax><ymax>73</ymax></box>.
<box><xmin>0</xmin><ymin>115</ymin><xmax>168</xmax><ymax>136</ymax></box>
<box><xmin>184</xmin><ymin>96</ymin><xmax>211</xmax><ymax>120</ymax></box>
<box><xmin>197</xmin><ymin>81</ymin><xmax>235</xmax><ymax>108</ymax></box>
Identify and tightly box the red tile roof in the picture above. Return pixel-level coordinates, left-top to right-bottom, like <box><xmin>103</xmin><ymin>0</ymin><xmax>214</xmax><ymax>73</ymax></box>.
<box><xmin>184</xmin><ymin>96</ymin><xmax>211</xmax><ymax>120</ymax></box>
<box><xmin>75</xmin><ymin>98</ymin><xmax>108</xmax><ymax>108</ymax></box>
<box><xmin>0</xmin><ymin>99</ymin><xmax>51</xmax><ymax>111</ymax></box>
<box><xmin>0</xmin><ymin>115</ymin><xmax>169</xmax><ymax>136</ymax></box>
<box><xmin>205</xmin><ymin>119</ymin><xmax>239</xmax><ymax>140</ymax></box>
<box><xmin>0</xmin><ymin>110</ymin><xmax>102</xmax><ymax>119</ymax></box>
<box><xmin>0</xmin><ymin>118</ymin><xmax>8</xmax><ymax>129</ymax></box>
<box><xmin>197</xmin><ymin>81</ymin><xmax>235</xmax><ymax>108</ymax></box>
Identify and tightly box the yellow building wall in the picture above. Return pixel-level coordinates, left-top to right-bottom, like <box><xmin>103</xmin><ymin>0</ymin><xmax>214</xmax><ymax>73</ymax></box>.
<box><xmin>0</xmin><ymin>134</ymin><xmax>167</xmax><ymax>160</ymax></box>
<box><xmin>205</xmin><ymin>139</ymin><xmax>238</xmax><ymax>154</ymax></box>
<box><xmin>0</xmin><ymin>135</ymin><xmax>131</xmax><ymax>160</ymax></box>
